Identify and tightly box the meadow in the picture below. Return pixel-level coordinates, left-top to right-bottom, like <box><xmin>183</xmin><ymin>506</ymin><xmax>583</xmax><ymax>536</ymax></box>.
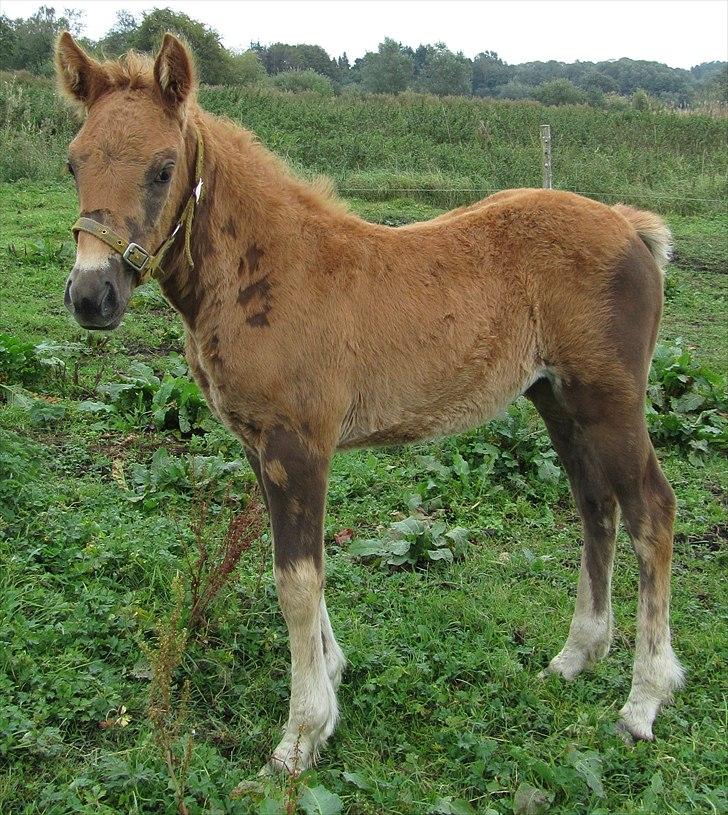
<box><xmin>0</xmin><ymin>75</ymin><xmax>727</xmax><ymax>814</ymax></box>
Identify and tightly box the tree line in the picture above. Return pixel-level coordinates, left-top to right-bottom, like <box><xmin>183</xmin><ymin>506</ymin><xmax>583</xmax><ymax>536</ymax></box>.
<box><xmin>1</xmin><ymin>6</ymin><xmax>725</xmax><ymax>107</ymax></box>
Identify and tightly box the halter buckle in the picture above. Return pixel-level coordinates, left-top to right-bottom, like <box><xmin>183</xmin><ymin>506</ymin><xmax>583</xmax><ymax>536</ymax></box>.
<box><xmin>123</xmin><ymin>242</ymin><xmax>151</xmax><ymax>274</ymax></box>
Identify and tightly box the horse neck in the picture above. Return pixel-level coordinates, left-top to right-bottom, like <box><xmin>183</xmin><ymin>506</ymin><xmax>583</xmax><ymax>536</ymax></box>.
<box><xmin>159</xmin><ymin>105</ymin><xmax>367</xmax><ymax>328</ymax></box>
<box><xmin>200</xmin><ymin>107</ymin><xmax>351</xmax><ymax>262</ymax></box>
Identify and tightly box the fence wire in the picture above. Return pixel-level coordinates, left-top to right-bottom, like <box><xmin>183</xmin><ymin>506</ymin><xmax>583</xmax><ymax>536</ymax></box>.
<box><xmin>338</xmin><ymin>187</ymin><xmax>727</xmax><ymax>205</ymax></box>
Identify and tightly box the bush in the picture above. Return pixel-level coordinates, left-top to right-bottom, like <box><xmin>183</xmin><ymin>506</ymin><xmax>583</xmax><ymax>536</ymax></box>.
<box><xmin>227</xmin><ymin>50</ymin><xmax>267</xmax><ymax>87</ymax></box>
<box><xmin>87</xmin><ymin>356</ymin><xmax>212</xmax><ymax>435</ymax></box>
<box><xmin>533</xmin><ymin>79</ymin><xmax>587</xmax><ymax>106</ymax></box>
<box><xmin>272</xmin><ymin>69</ymin><xmax>334</xmax><ymax>95</ymax></box>
<box><xmin>0</xmin><ymin>333</ymin><xmax>42</xmax><ymax>385</ymax></box>
<box><xmin>632</xmin><ymin>88</ymin><xmax>653</xmax><ymax>111</ymax></box>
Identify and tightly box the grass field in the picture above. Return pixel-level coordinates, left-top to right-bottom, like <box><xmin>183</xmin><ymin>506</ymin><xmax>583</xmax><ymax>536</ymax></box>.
<box><xmin>1</xmin><ymin>83</ymin><xmax>727</xmax><ymax>815</ymax></box>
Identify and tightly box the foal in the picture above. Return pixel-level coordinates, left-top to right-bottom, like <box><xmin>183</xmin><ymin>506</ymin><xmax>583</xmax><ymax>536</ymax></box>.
<box><xmin>56</xmin><ymin>32</ymin><xmax>683</xmax><ymax>772</ymax></box>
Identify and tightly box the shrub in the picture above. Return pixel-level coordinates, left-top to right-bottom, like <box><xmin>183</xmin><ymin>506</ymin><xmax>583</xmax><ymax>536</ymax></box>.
<box><xmin>632</xmin><ymin>89</ymin><xmax>652</xmax><ymax>111</ymax></box>
<box><xmin>533</xmin><ymin>79</ymin><xmax>587</xmax><ymax>106</ymax></box>
<box><xmin>227</xmin><ymin>50</ymin><xmax>267</xmax><ymax>87</ymax></box>
<box><xmin>0</xmin><ymin>332</ymin><xmax>42</xmax><ymax>385</ymax></box>
<box><xmin>272</xmin><ymin>69</ymin><xmax>334</xmax><ymax>95</ymax></box>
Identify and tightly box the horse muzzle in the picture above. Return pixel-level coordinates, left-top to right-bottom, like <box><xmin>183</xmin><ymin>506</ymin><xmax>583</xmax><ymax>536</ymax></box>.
<box><xmin>65</xmin><ymin>265</ymin><xmax>128</xmax><ymax>330</ymax></box>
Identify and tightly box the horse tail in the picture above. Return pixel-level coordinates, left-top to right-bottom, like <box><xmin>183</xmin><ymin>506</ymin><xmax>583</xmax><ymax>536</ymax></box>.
<box><xmin>612</xmin><ymin>203</ymin><xmax>672</xmax><ymax>274</ymax></box>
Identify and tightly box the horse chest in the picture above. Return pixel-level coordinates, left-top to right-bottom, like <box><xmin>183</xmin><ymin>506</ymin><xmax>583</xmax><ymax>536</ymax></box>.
<box><xmin>186</xmin><ymin>336</ymin><xmax>266</xmax><ymax>447</ymax></box>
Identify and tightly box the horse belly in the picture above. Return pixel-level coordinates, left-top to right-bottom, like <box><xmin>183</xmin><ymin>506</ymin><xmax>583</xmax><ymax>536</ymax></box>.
<box><xmin>338</xmin><ymin>333</ymin><xmax>540</xmax><ymax>449</ymax></box>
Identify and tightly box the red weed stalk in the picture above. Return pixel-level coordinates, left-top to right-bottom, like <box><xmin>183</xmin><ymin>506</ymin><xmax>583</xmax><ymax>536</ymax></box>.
<box><xmin>189</xmin><ymin>492</ymin><xmax>264</xmax><ymax>632</ymax></box>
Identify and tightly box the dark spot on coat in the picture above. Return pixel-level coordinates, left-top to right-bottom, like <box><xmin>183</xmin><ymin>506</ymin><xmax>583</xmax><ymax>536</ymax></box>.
<box><xmin>261</xmin><ymin>425</ymin><xmax>327</xmax><ymax>571</ymax></box>
<box><xmin>223</xmin><ymin>217</ymin><xmax>237</xmax><ymax>239</ymax></box>
<box><xmin>205</xmin><ymin>331</ymin><xmax>223</xmax><ymax>367</ymax></box>
<box><xmin>246</xmin><ymin>312</ymin><xmax>269</xmax><ymax>327</ymax></box>
<box><xmin>162</xmin><ymin>275</ymin><xmax>202</xmax><ymax>328</ymax></box>
<box><xmin>608</xmin><ymin>237</ymin><xmax>663</xmax><ymax>379</ymax></box>
<box><xmin>80</xmin><ymin>208</ymin><xmax>112</xmax><ymax>222</ymax></box>
<box><xmin>238</xmin><ymin>244</ymin><xmax>265</xmax><ymax>278</ymax></box>
<box><xmin>124</xmin><ymin>216</ymin><xmax>142</xmax><ymax>244</ymax></box>
<box><xmin>238</xmin><ymin>275</ymin><xmax>272</xmax><ymax>327</ymax></box>
<box><xmin>246</xmin><ymin>244</ymin><xmax>263</xmax><ymax>274</ymax></box>
<box><xmin>238</xmin><ymin>277</ymin><xmax>271</xmax><ymax>307</ymax></box>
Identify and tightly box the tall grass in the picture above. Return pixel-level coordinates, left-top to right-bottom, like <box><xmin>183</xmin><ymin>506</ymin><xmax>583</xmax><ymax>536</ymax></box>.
<box><xmin>0</xmin><ymin>73</ymin><xmax>77</xmax><ymax>182</ymax></box>
<box><xmin>2</xmin><ymin>72</ymin><xmax>727</xmax><ymax>214</ymax></box>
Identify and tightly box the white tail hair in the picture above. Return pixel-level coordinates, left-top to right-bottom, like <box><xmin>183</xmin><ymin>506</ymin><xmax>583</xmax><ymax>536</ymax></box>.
<box><xmin>612</xmin><ymin>203</ymin><xmax>672</xmax><ymax>273</ymax></box>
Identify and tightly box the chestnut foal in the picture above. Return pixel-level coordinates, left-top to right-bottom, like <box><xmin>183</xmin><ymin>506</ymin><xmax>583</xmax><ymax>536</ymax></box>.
<box><xmin>56</xmin><ymin>32</ymin><xmax>683</xmax><ymax>772</ymax></box>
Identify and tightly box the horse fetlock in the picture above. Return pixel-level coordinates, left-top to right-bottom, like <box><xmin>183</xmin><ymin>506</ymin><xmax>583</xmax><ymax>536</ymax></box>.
<box><xmin>541</xmin><ymin>616</ymin><xmax>612</xmax><ymax>680</ymax></box>
<box><xmin>619</xmin><ymin>645</ymin><xmax>684</xmax><ymax>740</ymax></box>
<box><xmin>268</xmin><ymin>694</ymin><xmax>339</xmax><ymax>775</ymax></box>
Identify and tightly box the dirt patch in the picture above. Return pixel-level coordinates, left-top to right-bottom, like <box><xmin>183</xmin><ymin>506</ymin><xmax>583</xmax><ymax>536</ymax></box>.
<box><xmin>671</xmin><ymin>245</ymin><xmax>727</xmax><ymax>275</ymax></box>
<box><xmin>121</xmin><ymin>339</ymin><xmax>182</xmax><ymax>358</ymax></box>
<box><xmin>675</xmin><ymin>523</ymin><xmax>727</xmax><ymax>552</ymax></box>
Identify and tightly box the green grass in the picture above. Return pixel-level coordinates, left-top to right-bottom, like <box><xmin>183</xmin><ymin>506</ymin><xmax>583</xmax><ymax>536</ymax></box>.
<box><xmin>2</xmin><ymin>72</ymin><xmax>728</xmax><ymax>214</ymax></box>
<box><xmin>1</xmin><ymin>153</ymin><xmax>727</xmax><ymax>812</ymax></box>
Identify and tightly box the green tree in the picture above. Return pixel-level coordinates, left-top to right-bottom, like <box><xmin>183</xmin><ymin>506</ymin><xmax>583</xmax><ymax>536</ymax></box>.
<box><xmin>693</xmin><ymin>63</ymin><xmax>727</xmax><ymax>103</ymax></box>
<box><xmin>97</xmin><ymin>10</ymin><xmax>138</xmax><ymax>56</ymax></box>
<box><xmin>256</xmin><ymin>43</ymin><xmax>338</xmax><ymax>81</ymax></box>
<box><xmin>412</xmin><ymin>44</ymin><xmax>428</xmax><ymax>77</ymax></box>
<box><xmin>130</xmin><ymin>8</ymin><xmax>234</xmax><ymax>84</ymax></box>
<box><xmin>533</xmin><ymin>78</ymin><xmax>587</xmax><ymax>106</ymax></box>
<box><xmin>0</xmin><ymin>5</ymin><xmax>85</xmax><ymax>75</ymax></box>
<box><xmin>416</xmin><ymin>43</ymin><xmax>472</xmax><ymax>96</ymax></box>
<box><xmin>337</xmin><ymin>52</ymin><xmax>353</xmax><ymax>85</ymax></box>
<box><xmin>0</xmin><ymin>16</ymin><xmax>18</xmax><ymax>69</ymax></box>
<box><xmin>515</xmin><ymin>60</ymin><xmax>566</xmax><ymax>86</ymax></box>
<box><xmin>228</xmin><ymin>50</ymin><xmax>266</xmax><ymax>86</ymax></box>
<box><xmin>497</xmin><ymin>81</ymin><xmax>535</xmax><ymax>100</ymax></box>
<box><xmin>359</xmin><ymin>38</ymin><xmax>413</xmax><ymax>94</ymax></box>
<box><xmin>597</xmin><ymin>58</ymin><xmax>693</xmax><ymax>104</ymax></box>
<box><xmin>472</xmin><ymin>50</ymin><xmax>513</xmax><ymax>97</ymax></box>
<box><xmin>579</xmin><ymin>69</ymin><xmax>618</xmax><ymax>94</ymax></box>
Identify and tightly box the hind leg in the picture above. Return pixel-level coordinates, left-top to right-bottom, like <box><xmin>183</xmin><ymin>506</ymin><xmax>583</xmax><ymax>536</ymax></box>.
<box><xmin>610</xmin><ymin>445</ymin><xmax>684</xmax><ymax>739</ymax></box>
<box><xmin>531</xmin><ymin>376</ymin><xmax>683</xmax><ymax>737</ymax></box>
<box><xmin>528</xmin><ymin>379</ymin><xmax>618</xmax><ymax>680</ymax></box>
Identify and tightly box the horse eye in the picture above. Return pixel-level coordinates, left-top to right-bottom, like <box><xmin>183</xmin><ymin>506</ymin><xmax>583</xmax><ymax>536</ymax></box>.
<box><xmin>155</xmin><ymin>164</ymin><xmax>174</xmax><ymax>184</ymax></box>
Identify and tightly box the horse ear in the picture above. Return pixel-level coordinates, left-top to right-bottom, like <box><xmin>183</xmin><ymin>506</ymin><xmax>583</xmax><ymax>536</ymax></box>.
<box><xmin>55</xmin><ymin>32</ymin><xmax>108</xmax><ymax>109</ymax></box>
<box><xmin>154</xmin><ymin>33</ymin><xmax>196</xmax><ymax>109</ymax></box>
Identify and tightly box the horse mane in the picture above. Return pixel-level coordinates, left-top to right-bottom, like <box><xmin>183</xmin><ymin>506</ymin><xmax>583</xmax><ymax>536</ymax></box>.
<box><xmin>204</xmin><ymin>111</ymin><xmax>350</xmax><ymax>216</ymax></box>
<box><xmin>101</xmin><ymin>50</ymin><xmax>160</xmax><ymax>93</ymax></box>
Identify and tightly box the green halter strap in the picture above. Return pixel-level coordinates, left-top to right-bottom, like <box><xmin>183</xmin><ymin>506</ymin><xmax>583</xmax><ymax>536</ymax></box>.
<box><xmin>71</xmin><ymin>126</ymin><xmax>205</xmax><ymax>285</ymax></box>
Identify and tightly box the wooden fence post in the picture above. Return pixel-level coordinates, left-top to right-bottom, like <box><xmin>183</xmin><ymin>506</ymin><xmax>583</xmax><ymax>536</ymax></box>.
<box><xmin>540</xmin><ymin>124</ymin><xmax>553</xmax><ymax>189</ymax></box>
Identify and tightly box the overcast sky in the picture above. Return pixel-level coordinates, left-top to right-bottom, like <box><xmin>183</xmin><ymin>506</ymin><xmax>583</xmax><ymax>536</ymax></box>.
<box><xmin>4</xmin><ymin>0</ymin><xmax>727</xmax><ymax>69</ymax></box>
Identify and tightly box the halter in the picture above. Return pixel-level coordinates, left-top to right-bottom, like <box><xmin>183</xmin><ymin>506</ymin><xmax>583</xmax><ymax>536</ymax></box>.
<box><xmin>71</xmin><ymin>126</ymin><xmax>205</xmax><ymax>285</ymax></box>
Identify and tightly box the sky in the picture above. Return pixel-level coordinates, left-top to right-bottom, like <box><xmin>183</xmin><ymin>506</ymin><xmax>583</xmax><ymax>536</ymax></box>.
<box><xmin>3</xmin><ymin>0</ymin><xmax>727</xmax><ymax>69</ymax></box>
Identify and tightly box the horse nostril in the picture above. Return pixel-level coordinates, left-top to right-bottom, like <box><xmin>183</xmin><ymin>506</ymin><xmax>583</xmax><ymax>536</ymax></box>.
<box><xmin>100</xmin><ymin>281</ymin><xmax>118</xmax><ymax>317</ymax></box>
<box><xmin>64</xmin><ymin>278</ymin><xmax>73</xmax><ymax>309</ymax></box>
